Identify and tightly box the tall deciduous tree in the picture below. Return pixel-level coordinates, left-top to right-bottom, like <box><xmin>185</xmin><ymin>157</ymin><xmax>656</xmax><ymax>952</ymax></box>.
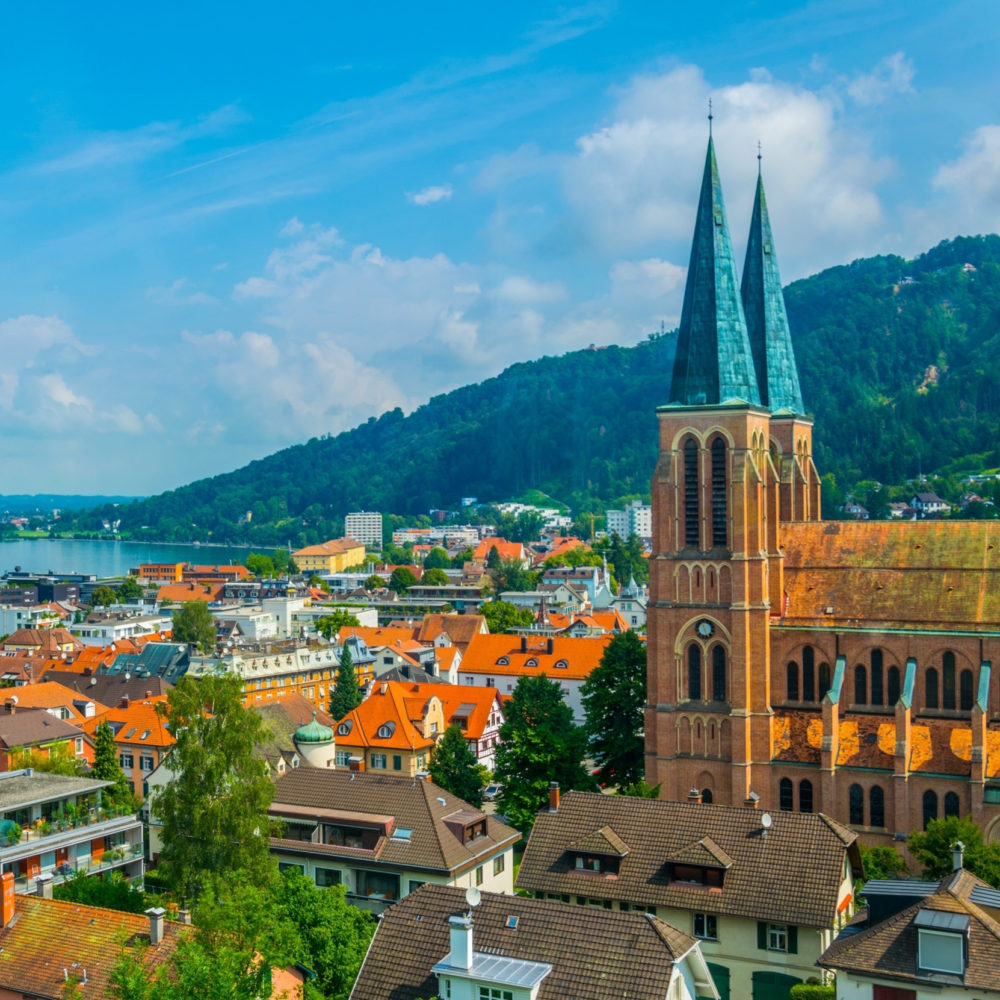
<box><xmin>581</xmin><ymin>631</ymin><xmax>647</xmax><ymax>788</ymax></box>
<box><xmin>152</xmin><ymin>674</ymin><xmax>274</xmax><ymax>902</ymax></box>
<box><xmin>429</xmin><ymin>724</ymin><xmax>484</xmax><ymax>806</ymax></box>
<box><xmin>423</xmin><ymin>547</ymin><xmax>451</xmax><ymax>570</ymax></box>
<box><xmin>908</xmin><ymin>816</ymin><xmax>1000</xmax><ymax>886</ymax></box>
<box><xmin>91</xmin><ymin>585</ymin><xmax>117</xmax><ymax>607</ymax></box>
<box><xmin>480</xmin><ymin>600</ymin><xmax>535</xmax><ymax>634</ymax></box>
<box><xmin>92</xmin><ymin>721</ymin><xmax>137</xmax><ymax>809</ymax></box>
<box><xmin>388</xmin><ymin>567</ymin><xmax>417</xmax><ymax>594</ymax></box>
<box><xmin>329</xmin><ymin>644</ymin><xmax>363</xmax><ymax>722</ymax></box>
<box><xmin>170</xmin><ymin>601</ymin><xmax>217</xmax><ymax>652</ymax></box>
<box><xmin>421</xmin><ymin>567</ymin><xmax>450</xmax><ymax>587</ymax></box>
<box><xmin>116</xmin><ymin>577</ymin><xmax>144</xmax><ymax>603</ymax></box>
<box><xmin>493</xmin><ymin>674</ymin><xmax>591</xmax><ymax>832</ymax></box>
<box><xmin>315</xmin><ymin>609</ymin><xmax>361</xmax><ymax>640</ymax></box>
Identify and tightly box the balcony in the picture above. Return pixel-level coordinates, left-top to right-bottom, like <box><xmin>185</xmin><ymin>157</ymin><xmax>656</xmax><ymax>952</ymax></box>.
<box><xmin>11</xmin><ymin>842</ymin><xmax>144</xmax><ymax>893</ymax></box>
<box><xmin>0</xmin><ymin>811</ymin><xmax>144</xmax><ymax>869</ymax></box>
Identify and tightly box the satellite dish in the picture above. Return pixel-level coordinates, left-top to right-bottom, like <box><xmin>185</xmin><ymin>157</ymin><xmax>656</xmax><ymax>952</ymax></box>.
<box><xmin>761</xmin><ymin>812</ymin><xmax>773</xmax><ymax>830</ymax></box>
<box><xmin>465</xmin><ymin>886</ymin><xmax>482</xmax><ymax>909</ymax></box>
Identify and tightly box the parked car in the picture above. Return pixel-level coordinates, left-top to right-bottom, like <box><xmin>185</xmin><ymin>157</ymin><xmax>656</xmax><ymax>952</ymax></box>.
<box><xmin>483</xmin><ymin>783</ymin><xmax>502</xmax><ymax>802</ymax></box>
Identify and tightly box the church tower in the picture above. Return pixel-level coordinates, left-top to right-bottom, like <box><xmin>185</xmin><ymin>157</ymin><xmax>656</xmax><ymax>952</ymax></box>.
<box><xmin>645</xmin><ymin>139</ymin><xmax>819</xmax><ymax>806</ymax></box>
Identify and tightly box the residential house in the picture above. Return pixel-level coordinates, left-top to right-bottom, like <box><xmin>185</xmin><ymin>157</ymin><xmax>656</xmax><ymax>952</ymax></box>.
<box><xmin>251</xmin><ymin>694</ymin><xmax>339</xmax><ymax>776</ymax></box>
<box><xmin>416</xmin><ymin>614</ymin><xmax>488</xmax><ymax>655</ymax></box>
<box><xmin>841</xmin><ymin>501</ymin><xmax>870</xmax><ymax>520</ymax></box>
<box><xmin>156</xmin><ymin>580</ymin><xmax>225</xmax><ymax>604</ymax></box>
<box><xmin>819</xmin><ymin>857</ymin><xmax>1000</xmax><ymax>998</ymax></box>
<box><xmin>459</xmin><ymin>635</ymin><xmax>611</xmax><ymax>723</ymax></box>
<box><xmin>70</xmin><ymin>610</ymin><xmax>173</xmax><ymax>647</ymax></box>
<box><xmin>292</xmin><ymin>538</ymin><xmax>366</xmax><ymax>574</ymax></box>
<box><xmin>0</xmin><ymin>629</ymin><xmax>82</xmax><ymax>655</ymax></box>
<box><xmin>0</xmin><ymin>707</ymin><xmax>93</xmax><ymax>769</ymax></box>
<box><xmin>909</xmin><ymin>492</ymin><xmax>951</xmax><ymax>517</ymax></box>
<box><xmin>606</xmin><ymin>500</ymin><xmax>653</xmax><ymax>542</ymax></box>
<box><xmin>434</xmin><ymin>685</ymin><xmax>505</xmax><ymax>772</ymax></box>
<box><xmin>473</xmin><ymin>538</ymin><xmax>529</xmax><ymax>568</ymax></box>
<box><xmin>499</xmin><ymin>584</ymin><xmax>587</xmax><ymax>614</ymax></box>
<box><xmin>0</xmin><ymin>770</ymin><xmax>144</xmax><ymax>893</ymax></box>
<box><xmin>609</xmin><ymin>575</ymin><xmax>648</xmax><ymax>629</ymax></box>
<box><xmin>80</xmin><ymin>696</ymin><xmax>175</xmax><ymax>800</ymax></box>
<box><xmin>349</xmin><ymin>883</ymin><xmax>718</xmax><ymax>1000</ymax></box>
<box><xmin>0</xmin><ymin>877</ymin><xmax>180</xmax><ymax>1000</ymax></box>
<box><xmin>517</xmin><ymin>789</ymin><xmax>861</xmax><ymax>1000</ymax></box>
<box><xmin>0</xmin><ymin>682</ymin><xmax>107</xmax><ymax>725</ymax></box>
<box><xmin>268</xmin><ymin>768</ymin><xmax>519</xmax><ymax>915</ymax></box>
<box><xmin>539</xmin><ymin>565</ymin><xmax>615</xmax><ymax>608</ymax></box>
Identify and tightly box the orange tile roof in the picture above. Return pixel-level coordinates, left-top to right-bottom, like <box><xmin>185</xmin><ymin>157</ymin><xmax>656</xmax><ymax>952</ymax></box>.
<box><xmin>293</xmin><ymin>537</ymin><xmax>364</xmax><ymax>558</ymax></box>
<box><xmin>82</xmin><ymin>695</ymin><xmax>176</xmax><ymax>750</ymax></box>
<box><xmin>188</xmin><ymin>563</ymin><xmax>251</xmax><ymax>578</ymax></box>
<box><xmin>1</xmin><ymin>682</ymin><xmax>111</xmax><ymax>723</ymax></box>
<box><xmin>0</xmin><ymin>893</ymin><xmax>181</xmax><ymax>998</ymax></box>
<box><xmin>0</xmin><ymin>628</ymin><xmax>82</xmax><ymax>652</ymax></box>
<box><xmin>473</xmin><ymin>538</ymin><xmax>525</xmax><ymax>562</ymax></box>
<box><xmin>434</xmin><ymin>684</ymin><xmax>503</xmax><ymax>740</ymax></box>
<box><xmin>337</xmin><ymin>626</ymin><xmax>423</xmax><ymax>648</ymax></box>
<box><xmin>417</xmin><ymin>614</ymin><xmax>487</xmax><ymax>647</ymax></box>
<box><xmin>156</xmin><ymin>581</ymin><xmax>224</xmax><ymax>603</ymax></box>
<box><xmin>460</xmin><ymin>634</ymin><xmax>611</xmax><ymax>680</ymax></box>
<box><xmin>535</xmin><ymin>538</ymin><xmax>589</xmax><ymax>565</ymax></box>
<box><xmin>336</xmin><ymin>681</ymin><xmax>436</xmax><ymax>752</ymax></box>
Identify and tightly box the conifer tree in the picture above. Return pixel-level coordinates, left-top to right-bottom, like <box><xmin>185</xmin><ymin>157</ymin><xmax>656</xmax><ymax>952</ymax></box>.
<box><xmin>429</xmin><ymin>724</ymin><xmax>484</xmax><ymax>806</ymax></box>
<box><xmin>329</xmin><ymin>644</ymin><xmax>363</xmax><ymax>721</ymax></box>
<box><xmin>92</xmin><ymin>721</ymin><xmax>137</xmax><ymax>810</ymax></box>
<box><xmin>485</xmin><ymin>545</ymin><xmax>502</xmax><ymax>571</ymax></box>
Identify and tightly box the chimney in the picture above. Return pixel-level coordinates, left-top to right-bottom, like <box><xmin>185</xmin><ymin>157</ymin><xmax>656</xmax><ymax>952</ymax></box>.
<box><xmin>120</xmin><ymin>695</ymin><xmax>129</xmax><ymax>709</ymax></box>
<box><xmin>546</xmin><ymin>637</ymin><xmax>554</xmax><ymax>655</ymax></box>
<box><xmin>548</xmin><ymin>781</ymin><xmax>560</xmax><ymax>812</ymax></box>
<box><xmin>1</xmin><ymin>871</ymin><xmax>15</xmax><ymax>927</ymax></box>
<box><xmin>520</xmin><ymin>636</ymin><xmax>527</xmax><ymax>653</ymax></box>
<box><xmin>448</xmin><ymin>913</ymin><xmax>474</xmax><ymax>969</ymax></box>
<box><xmin>177</xmin><ymin>908</ymin><xmax>192</xmax><ymax>925</ymax></box>
<box><xmin>953</xmin><ymin>840</ymin><xmax>966</xmax><ymax>872</ymax></box>
<box><xmin>687</xmin><ymin>787</ymin><xmax>703</xmax><ymax>804</ymax></box>
<box><xmin>36</xmin><ymin>873</ymin><xmax>54</xmax><ymax>898</ymax></box>
<box><xmin>379</xmin><ymin>681</ymin><xmax>388</xmax><ymax>695</ymax></box>
<box><xmin>743</xmin><ymin>791</ymin><xmax>760</xmax><ymax>809</ymax></box>
<box><xmin>146</xmin><ymin>906</ymin><xmax>166</xmax><ymax>945</ymax></box>
<box><xmin>349</xmin><ymin>756</ymin><xmax>364</xmax><ymax>772</ymax></box>
<box><xmin>4</xmin><ymin>701</ymin><xmax>13</xmax><ymax>715</ymax></box>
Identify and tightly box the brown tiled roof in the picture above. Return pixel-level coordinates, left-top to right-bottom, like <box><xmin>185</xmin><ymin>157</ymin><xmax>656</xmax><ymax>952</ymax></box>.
<box><xmin>40</xmin><ymin>671</ymin><xmax>173</xmax><ymax>705</ymax></box>
<box><xmin>668</xmin><ymin>836</ymin><xmax>734</xmax><ymax>869</ymax></box>
<box><xmin>350</xmin><ymin>883</ymin><xmax>696</xmax><ymax>1000</ymax></box>
<box><xmin>0</xmin><ymin>894</ymin><xmax>181</xmax><ymax>999</ymax></box>
<box><xmin>417</xmin><ymin>614</ymin><xmax>487</xmax><ymax>648</ymax></box>
<box><xmin>819</xmin><ymin>869</ymin><xmax>1000</xmax><ymax>993</ymax></box>
<box><xmin>270</xmin><ymin>769</ymin><xmax>518</xmax><ymax>874</ymax></box>
<box><xmin>517</xmin><ymin>791</ymin><xmax>858</xmax><ymax>928</ymax></box>
<box><xmin>781</xmin><ymin>520</ymin><xmax>1000</xmax><ymax>629</ymax></box>
<box><xmin>0</xmin><ymin>708</ymin><xmax>88</xmax><ymax>750</ymax></box>
<box><xmin>568</xmin><ymin>825</ymin><xmax>629</xmax><ymax>857</ymax></box>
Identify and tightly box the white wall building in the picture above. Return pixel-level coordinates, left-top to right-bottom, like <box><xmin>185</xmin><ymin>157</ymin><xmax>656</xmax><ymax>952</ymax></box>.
<box><xmin>345</xmin><ymin>511</ymin><xmax>384</xmax><ymax>549</ymax></box>
<box><xmin>606</xmin><ymin>500</ymin><xmax>652</xmax><ymax>541</ymax></box>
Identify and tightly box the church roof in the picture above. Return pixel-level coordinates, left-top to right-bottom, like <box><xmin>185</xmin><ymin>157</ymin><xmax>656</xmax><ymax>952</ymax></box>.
<box><xmin>741</xmin><ymin>170</ymin><xmax>805</xmax><ymax>414</ymax></box>
<box><xmin>670</xmin><ymin>137</ymin><xmax>761</xmax><ymax>407</ymax></box>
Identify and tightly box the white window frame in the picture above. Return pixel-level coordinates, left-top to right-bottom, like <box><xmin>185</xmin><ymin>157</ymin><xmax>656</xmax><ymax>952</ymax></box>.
<box><xmin>693</xmin><ymin>912</ymin><xmax>718</xmax><ymax>940</ymax></box>
<box><xmin>768</xmin><ymin>923</ymin><xmax>788</xmax><ymax>952</ymax></box>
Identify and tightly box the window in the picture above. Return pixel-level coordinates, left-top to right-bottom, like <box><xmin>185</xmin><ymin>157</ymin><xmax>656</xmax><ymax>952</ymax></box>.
<box><xmin>887</xmin><ymin>665</ymin><xmax>901</xmax><ymax>706</ymax></box>
<box><xmin>688</xmin><ymin>645</ymin><xmax>702</xmax><ymax>700</ymax></box>
<box><xmin>335</xmin><ymin>750</ymin><xmax>352</xmax><ymax>767</ymax></box>
<box><xmin>74</xmin><ymin>737</ymin><xmax>84</xmax><ymax>754</ymax></box>
<box><xmin>943</xmin><ymin>652</ymin><xmax>956</xmax><ymax>710</ymax></box>
<box><xmin>786</xmin><ymin>662</ymin><xmax>799</xmax><ymax>701</ymax></box>
<box><xmin>712</xmin><ymin>646</ymin><xmax>726</xmax><ymax>701</ymax></box>
<box><xmin>818</xmin><ymin>661</ymin><xmax>831</xmax><ymax>700</ymax></box>
<box><xmin>925</xmin><ymin>667</ymin><xmax>939</xmax><ymax>709</ymax></box>
<box><xmin>684</xmin><ymin>439</ymin><xmax>699</xmax><ymax>547</ymax></box>
<box><xmin>944</xmin><ymin>791</ymin><xmax>960</xmax><ymax>818</ymax></box>
<box><xmin>392</xmin><ymin>755</ymin><xmax>402</xmax><ymax>771</ymax></box>
<box><xmin>768</xmin><ymin>924</ymin><xmax>788</xmax><ymax>951</ymax></box>
<box><xmin>702</xmin><ymin>788</ymin><xmax>713</xmax><ymax>804</ymax></box>
<box><xmin>855</xmin><ymin>665</ymin><xmax>867</xmax><ymax>705</ymax></box>
<box><xmin>478</xmin><ymin>989</ymin><xmax>513</xmax><ymax>1000</ymax></box>
<box><xmin>278</xmin><ymin>862</ymin><xmax>304</xmax><ymax>875</ymax></box>
<box><xmin>475</xmin><ymin>866</ymin><xmax>484</xmax><ymax>886</ymax></box>
<box><xmin>918</xmin><ymin>929</ymin><xmax>965</xmax><ymax>975</ymax></box>
<box><xmin>120</xmin><ymin>752</ymin><xmax>134</xmax><ymax>769</ymax></box>
<box><xmin>315</xmin><ymin>867</ymin><xmax>341</xmax><ymax>887</ymax></box>
<box><xmin>779</xmin><ymin>778</ymin><xmax>793</xmax><ymax>812</ymax></box>
<box><xmin>799</xmin><ymin>779</ymin><xmax>813</xmax><ymax>814</ymax></box>
<box><xmin>408</xmin><ymin>879</ymin><xmax>426</xmax><ymax>894</ymax></box>
<box><xmin>923</xmin><ymin>789</ymin><xmax>938</xmax><ymax>829</ymax></box>
<box><xmin>960</xmin><ymin>670</ymin><xmax>974</xmax><ymax>712</ymax></box>
<box><xmin>370</xmin><ymin>753</ymin><xmax>387</xmax><ymax>770</ymax></box>
<box><xmin>140</xmin><ymin>756</ymin><xmax>154</xmax><ymax>772</ymax></box>
<box><xmin>493</xmin><ymin>855</ymin><xmax>505</xmax><ymax>876</ymax></box>
<box><xmin>802</xmin><ymin>646</ymin><xmax>815</xmax><ymax>702</ymax></box>
<box><xmin>694</xmin><ymin>912</ymin><xmax>718</xmax><ymax>940</ymax></box>
<box><xmin>871</xmin><ymin>649</ymin><xmax>884</xmax><ymax>706</ymax></box>
<box><xmin>870</xmin><ymin>785</ymin><xmax>886</xmax><ymax>828</ymax></box>
<box><xmin>376</xmin><ymin>724</ymin><xmax>395</xmax><ymax>738</ymax></box>
<box><xmin>711</xmin><ymin>438</ymin><xmax>727</xmax><ymax>547</ymax></box>
<box><xmin>849</xmin><ymin>784</ymin><xmax>864</xmax><ymax>825</ymax></box>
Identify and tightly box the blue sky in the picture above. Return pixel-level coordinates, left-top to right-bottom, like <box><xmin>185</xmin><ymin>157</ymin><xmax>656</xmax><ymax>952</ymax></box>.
<box><xmin>2</xmin><ymin>0</ymin><xmax>998</xmax><ymax>495</ymax></box>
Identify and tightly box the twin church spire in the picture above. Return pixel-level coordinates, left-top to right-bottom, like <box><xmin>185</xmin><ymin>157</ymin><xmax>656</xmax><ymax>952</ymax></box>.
<box><xmin>670</xmin><ymin>137</ymin><xmax>804</xmax><ymax>415</ymax></box>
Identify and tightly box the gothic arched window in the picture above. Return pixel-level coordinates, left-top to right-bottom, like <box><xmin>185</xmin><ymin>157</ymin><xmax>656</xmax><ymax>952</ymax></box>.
<box><xmin>687</xmin><ymin>644</ymin><xmax>702</xmax><ymax>701</ymax></box>
<box><xmin>684</xmin><ymin>439</ymin><xmax>700</xmax><ymax>547</ymax></box>
<box><xmin>922</xmin><ymin>790</ymin><xmax>938</xmax><ymax>829</ymax></box>
<box><xmin>943</xmin><ymin>652</ymin><xmax>956</xmax><ymax>710</ymax></box>
<box><xmin>944</xmin><ymin>791</ymin><xmax>960</xmax><ymax>818</ymax></box>
<box><xmin>702</xmin><ymin>788</ymin><xmax>713</xmax><ymax>804</ymax></box>
<box><xmin>960</xmin><ymin>670</ymin><xmax>974</xmax><ymax>712</ymax></box>
<box><xmin>711</xmin><ymin>645</ymin><xmax>726</xmax><ymax>702</ymax></box>
<box><xmin>711</xmin><ymin>438</ymin><xmax>727</xmax><ymax>548</ymax></box>
<box><xmin>870</xmin><ymin>786</ymin><xmax>885</xmax><ymax>828</ymax></box>
<box><xmin>818</xmin><ymin>662</ymin><xmax>831</xmax><ymax>701</ymax></box>
<box><xmin>786</xmin><ymin>662</ymin><xmax>799</xmax><ymax>702</ymax></box>
<box><xmin>803</xmin><ymin>646</ymin><xmax>815</xmax><ymax>703</ymax></box>
<box><xmin>799</xmin><ymin>780</ymin><xmax>814</xmax><ymax>814</ymax></box>
<box><xmin>855</xmin><ymin>665</ymin><xmax>868</xmax><ymax>705</ymax></box>
<box><xmin>925</xmin><ymin>667</ymin><xmax>939</xmax><ymax>710</ymax></box>
<box><xmin>887</xmin><ymin>665</ymin><xmax>901</xmax><ymax>706</ymax></box>
<box><xmin>849</xmin><ymin>784</ymin><xmax>864</xmax><ymax>825</ymax></box>
<box><xmin>871</xmin><ymin>649</ymin><xmax>884</xmax><ymax>706</ymax></box>
<box><xmin>779</xmin><ymin>778</ymin><xmax>793</xmax><ymax>812</ymax></box>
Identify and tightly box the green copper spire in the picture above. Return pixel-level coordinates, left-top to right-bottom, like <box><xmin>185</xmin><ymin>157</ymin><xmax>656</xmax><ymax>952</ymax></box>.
<box><xmin>670</xmin><ymin>137</ymin><xmax>761</xmax><ymax>407</ymax></box>
<box><xmin>740</xmin><ymin>165</ymin><xmax>805</xmax><ymax>414</ymax></box>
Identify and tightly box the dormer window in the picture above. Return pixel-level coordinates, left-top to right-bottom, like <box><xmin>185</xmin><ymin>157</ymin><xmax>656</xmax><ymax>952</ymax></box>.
<box><xmin>337</xmin><ymin>720</ymin><xmax>353</xmax><ymax>736</ymax></box>
<box><xmin>496</xmin><ymin>656</ymin><xmax>509</xmax><ymax>666</ymax></box>
<box><xmin>916</xmin><ymin>910</ymin><xmax>968</xmax><ymax>975</ymax></box>
<box><xmin>668</xmin><ymin>863</ymin><xmax>725</xmax><ymax>888</ymax></box>
<box><xmin>376</xmin><ymin>722</ymin><xmax>396</xmax><ymax>739</ymax></box>
<box><xmin>554</xmin><ymin>659</ymin><xmax>568</xmax><ymax>669</ymax></box>
<box><xmin>525</xmin><ymin>658</ymin><xmax>538</xmax><ymax>667</ymax></box>
<box><xmin>573</xmin><ymin>853</ymin><xmax>619</xmax><ymax>875</ymax></box>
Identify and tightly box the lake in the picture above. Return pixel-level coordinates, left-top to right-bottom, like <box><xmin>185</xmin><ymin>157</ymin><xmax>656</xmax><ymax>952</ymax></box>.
<box><xmin>0</xmin><ymin>538</ymin><xmax>251</xmax><ymax>579</ymax></box>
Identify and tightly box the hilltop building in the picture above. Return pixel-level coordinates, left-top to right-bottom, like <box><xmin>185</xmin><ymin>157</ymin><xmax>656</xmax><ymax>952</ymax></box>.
<box><xmin>645</xmin><ymin>135</ymin><xmax>1000</xmax><ymax>847</ymax></box>
<box><xmin>345</xmin><ymin>511</ymin><xmax>383</xmax><ymax>549</ymax></box>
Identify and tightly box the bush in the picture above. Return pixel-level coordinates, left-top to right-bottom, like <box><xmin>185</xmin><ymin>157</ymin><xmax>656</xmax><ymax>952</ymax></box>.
<box><xmin>790</xmin><ymin>985</ymin><xmax>834</xmax><ymax>1000</ymax></box>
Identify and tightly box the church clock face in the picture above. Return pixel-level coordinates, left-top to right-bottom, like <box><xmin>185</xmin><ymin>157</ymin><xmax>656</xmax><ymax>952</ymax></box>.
<box><xmin>696</xmin><ymin>620</ymin><xmax>715</xmax><ymax>639</ymax></box>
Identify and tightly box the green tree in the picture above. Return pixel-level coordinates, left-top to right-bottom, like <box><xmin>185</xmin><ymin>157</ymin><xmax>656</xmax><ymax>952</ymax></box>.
<box><xmin>485</xmin><ymin>545</ymin><xmax>502</xmax><ymax>571</ymax></box>
<box><xmin>480</xmin><ymin>600</ymin><xmax>535</xmax><ymax>633</ymax></box>
<box><xmin>451</xmin><ymin>546</ymin><xmax>474</xmax><ymax>568</ymax></box>
<box><xmin>170</xmin><ymin>601</ymin><xmax>217</xmax><ymax>652</ymax></box>
<box><xmin>152</xmin><ymin>674</ymin><xmax>275</xmax><ymax>902</ymax></box>
<box><xmin>491</xmin><ymin>559</ymin><xmax>537</xmax><ymax>593</ymax></box>
<box><xmin>581</xmin><ymin>631</ymin><xmax>647</xmax><ymax>788</ymax></box>
<box><xmin>245</xmin><ymin>552</ymin><xmax>276</xmax><ymax>577</ymax></box>
<box><xmin>423</xmin><ymin>547</ymin><xmax>451</xmax><ymax>570</ymax></box>
<box><xmin>315</xmin><ymin>609</ymin><xmax>361</xmax><ymax>640</ymax></box>
<box><xmin>328</xmin><ymin>644</ymin><xmax>363</xmax><ymax>722</ymax></box>
<box><xmin>493</xmin><ymin>674</ymin><xmax>592</xmax><ymax>832</ymax></box>
<box><xmin>93</xmin><ymin>721</ymin><xmax>137</xmax><ymax>810</ymax></box>
<box><xmin>54</xmin><ymin>870</ymin><xmax>145</xmax><ymax>913</ymax></box>
<box><xmin>908</xmin><ymin>816</ymin><xmax>1000</xmax><ymax>886</ymax></box>
<box><xmin>10</xmin><ymin>742</ymin><xmax>88</xmax><ymax>776</ymax></box>
<box><xmin>116</xmin><ymin>577</ymin><xmax>144</xmax><ymax>603</ymax></box>
<box><xmin>616</xmin><ymin>779</ymin><xmax>662</xmax><ymax>799</ymax></box>
<box><xmin>91</xmin><ymin>584</ymin><xmax>117</xmax><ymax>607</ymax></box>
<box><xmin>388</xmin><ymin>567</ymin><xmax>417</xmax><ymax>594</ymax></box>
<box><xmin>859</xmin><ymin>844</ymin><xmax>907</xmax><ymax>881</ymax></box>
<box><xmin>429</xmin><ymin>724</ymin><xmax>484</xmax><ymax>806</ymax></box>
<box><xmin>421</xmin><ymin>567</ymin><xmax>450</xmax><ymax>587</ymax></box>
<box><xmin>364</xmin><ymin>574</ymin><xmax>387</xmax><ymax>590</ymax></box>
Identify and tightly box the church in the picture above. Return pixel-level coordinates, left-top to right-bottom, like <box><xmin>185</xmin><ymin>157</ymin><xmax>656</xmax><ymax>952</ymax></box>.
<box><xmin>645</xmin><ymin>134</ymin><xmax>1000</xmax><ymax>848</ymax></box>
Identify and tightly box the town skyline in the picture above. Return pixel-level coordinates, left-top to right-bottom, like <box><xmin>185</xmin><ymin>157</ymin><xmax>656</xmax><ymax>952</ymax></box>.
<box><xmin>2</xmin><ymin>0</ymin><xmax>998</xmax><ymax>495</ymax></box>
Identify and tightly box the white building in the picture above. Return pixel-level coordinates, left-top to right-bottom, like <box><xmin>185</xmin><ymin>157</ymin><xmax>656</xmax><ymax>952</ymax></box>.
<box><xmin>70</xmin><ymin>611</ymin><xmax>172</xmax><ymax>646</ymax></box>
<box><xmin>345</xmin><ymin>511</ymin><xmax>384</xmax><ymax>549</ymax></box>
<box><xmin>605</xmin><ymin>499</ymin><xmax>652</xmax><ymax>541</ymax></box>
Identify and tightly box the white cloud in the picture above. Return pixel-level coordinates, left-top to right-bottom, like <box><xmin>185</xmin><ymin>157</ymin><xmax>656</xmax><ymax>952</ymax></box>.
<box><xmin>407</xmin><ymin>183</ymin><xmax>454</xmax><ymax>205</ymax></box>
<box><xmin>494</xmin><ymin>275</ymin><xmax>567</xmax><ymax>304</ymax></box>
<box><xmin>610</xmin><ymin>258</ymin><xmax>686</xmax><ymax>300</ymax></box>
<box><xmin>146</xmin><ymin>278</ymin><xmax>216</xmax><ymax>306</ymax></box>
<box><xmin>0</xmin><ymin>314</ymin><xmax>90</xmax><ymax>368</ymax></box>
<box><xmin>933</xmin><ymin>124</ymin><xmax>1000</xmax><ymax>232</ymax></box>
<box><xmin>846</xmin><ymin>52</ymin><xmax>915</xmax><ymax>106</ymax></box>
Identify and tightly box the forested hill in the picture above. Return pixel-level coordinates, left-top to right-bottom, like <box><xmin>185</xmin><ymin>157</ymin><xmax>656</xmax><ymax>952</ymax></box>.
<box><xmin>87</xmin><ymin>234</ymin><xmax>1000</xmax><ymax>544</ymax></box>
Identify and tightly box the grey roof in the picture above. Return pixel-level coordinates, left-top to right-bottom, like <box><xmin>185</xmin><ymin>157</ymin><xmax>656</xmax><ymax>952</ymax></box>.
<box><xmin>270</xmin><ymin>768</ymin><xmax>519</xmax><ymax>874</ymax></box>
<box><xmin>0</xmin><ymin>708</ymin><xmax>87</xmax><ymax>749</ymax></box>
<box><xmin>251</xmin><ymin>695</ymin><xmax>335</xmax><ymax>768</ymax></box>
<box><xmin>41</xmin><ymin>670</ymin><xmax>173</xmax><ymax>705</ymax></box>
<box><xmin>517</xmin><ymin>791</ymin><xmax>859</xmax><ymax>929</ymax></box>
<box><xmin>741</xmin><ymin>169</ymin><xmax>805</xmax><ymax>414</ymax></box>
<box><xmin>0</xmin><ymin>769</ymin><xmax>109</xmax><ymax>810</ymax></box>
<box><xmin>104</xmin><ymin>642</ymin><xmax>190</xmax><ymax>682</ymax></box>
<box><xmin>670</xmin><ymin>136</ymin><xmax>761</xmax><ymax>407</ymax></box>
<box><xmin>351</xmin><ymin>884</ymin><xmax>697</xmax><ymax>1000</ymax></box>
